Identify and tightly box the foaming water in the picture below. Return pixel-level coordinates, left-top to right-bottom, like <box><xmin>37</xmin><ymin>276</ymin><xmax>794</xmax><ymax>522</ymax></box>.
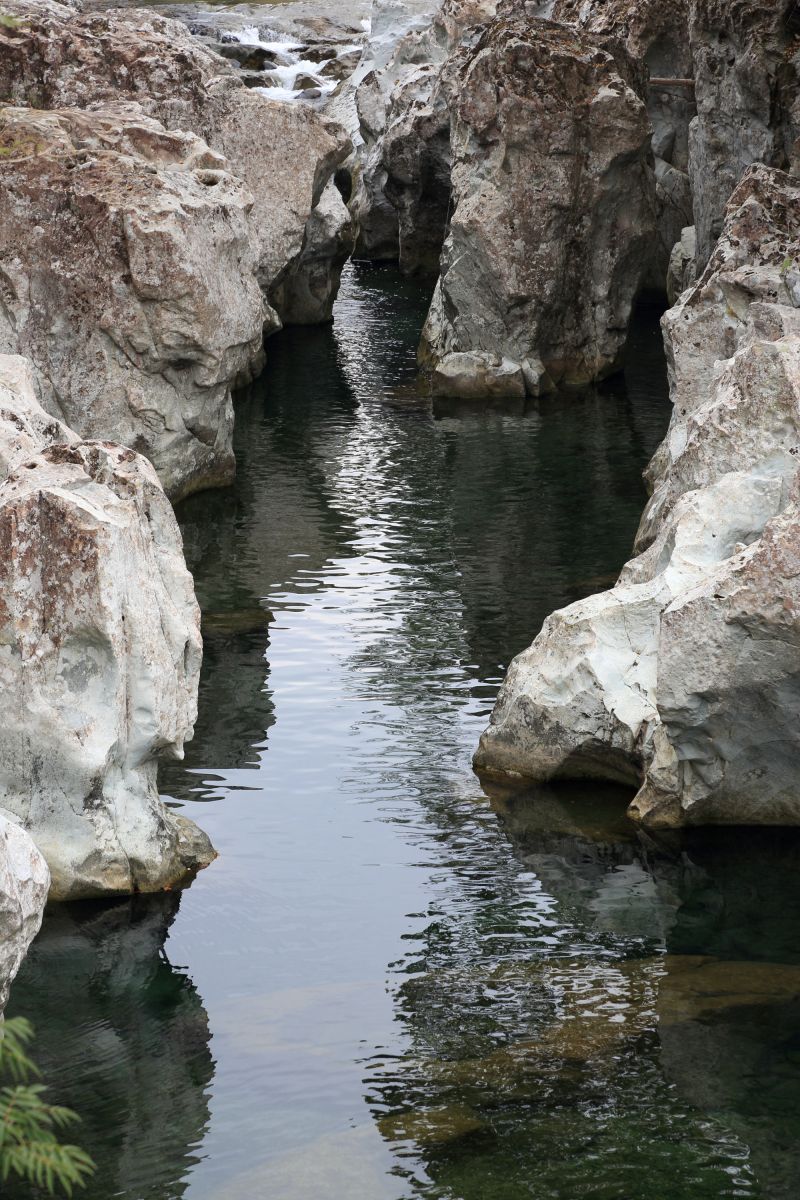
<box><xmin>9</xmin><ymin>264</ymin><xmax>800</xmax><ymax>1200</ymax></box>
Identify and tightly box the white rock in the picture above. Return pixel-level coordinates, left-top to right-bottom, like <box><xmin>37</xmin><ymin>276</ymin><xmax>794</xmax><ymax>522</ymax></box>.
<box><xmin>476</xmin><ymin>165</ymin><xmax>800</xmax><ymax>827</ymax></box>
<box><xmin>0</xmin><ymin>812</ymin><xmax>49</xmax><ymax>1012</ymax></box>
<box><xmin>0</xmin><ymin>354</ymin><xmax>214</xmax><ymax>899</ymax></box>
<box><xmin>0</xmin><ymin>103</ymin><xmax>266</xmax><ymax>501</ymax></box>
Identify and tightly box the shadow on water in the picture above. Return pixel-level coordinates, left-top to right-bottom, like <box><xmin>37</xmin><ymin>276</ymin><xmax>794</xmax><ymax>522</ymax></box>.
<box><xmin>5</xmin><ymin>893</ymin><xmax>213</xmax><ymax>1200</ymax></box>
<box><xmin>9</xmin><ymin>263</ymin><xmax>800</xmax><ymax>1199</ymax></box>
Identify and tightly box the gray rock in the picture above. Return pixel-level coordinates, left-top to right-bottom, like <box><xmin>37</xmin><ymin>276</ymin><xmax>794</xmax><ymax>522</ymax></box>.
<box><xmin>420</xmin><ymin>7</ymin><xmax>657</xmax><ymax>396</ymax></box>
<box><xmin>273</xmin><ymin>178</ymin><xmax>355</xmax><ymax>324</ymax></box>
<box><xmin>688</xmin><ymin>0</ymin><xmax>800</xmax><ymax>268</ymax></box>
<box><xmin>0</xmin><ymin>354</ymin><xmax>215</xmax><ymax>898</ymax></box>
<box><xmin>476</xmin><ymin>165</ymin><xmax>800</xmax><ymax>828</ymax></box>
<box><xmin>0</xmin><ymin>812</ymin><xmax>49</xmax><ymax>1012</ymax></box>
<box><xmin>0</xmin><ymin>104</ymin><xmax>265</xmax><ymax>500</ymax></box>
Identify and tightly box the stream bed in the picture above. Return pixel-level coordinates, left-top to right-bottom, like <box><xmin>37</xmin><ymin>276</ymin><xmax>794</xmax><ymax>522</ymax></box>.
<box><xmin>9</xmin><ymin>264</ymin><xmax>800</xmax><ymax>1200</ymax></box>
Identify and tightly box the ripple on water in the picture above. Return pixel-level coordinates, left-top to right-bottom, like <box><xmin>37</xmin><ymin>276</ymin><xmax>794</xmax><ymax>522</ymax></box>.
<box><xmin>7</xmin><ymin>264</ymin><xmax>800</xmax><ymax>1200</ymax></box>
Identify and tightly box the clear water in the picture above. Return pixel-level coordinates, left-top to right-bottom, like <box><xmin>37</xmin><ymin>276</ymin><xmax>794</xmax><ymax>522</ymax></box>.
<box><xmin>9</xmin><ymin>264</ymin><xmax>800</xmax><ymax>1200</ymax></box>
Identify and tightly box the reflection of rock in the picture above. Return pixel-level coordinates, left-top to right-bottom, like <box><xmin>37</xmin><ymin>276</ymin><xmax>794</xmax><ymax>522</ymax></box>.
<box><xmin>6</xmin><ymin>893</ymin><xmax>213</xmax><ymax>1200</ymax></box>
<box><xmin>0</xmin><ymin>813</ymin><xmax>49</xmax><ymax>1012</ymax></box>
<box><xmin>488</xmin><ymin>783</ymin><xmax>670</xmax><ymax>941</ymax></box>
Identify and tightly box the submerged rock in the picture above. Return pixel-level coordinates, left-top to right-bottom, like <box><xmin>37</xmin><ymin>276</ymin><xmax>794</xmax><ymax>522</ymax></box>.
<box><xmin>0</xmin><ymin>103</ymin><xmax>265</xmax><ymax>500</ymax></box>
<box><xmin>419</xmin><ymin>7</ymin><xmax>656</xmax><ymax>396</ymax></box>
<box><xmin>0</xmin><ymin>354</ymin><xmax>214</xmax><ymax>899</ymax></box>
<box><xmin>0</xmin><ymin>813</ymin><xmax>49</xmax><ymax>1011</ymax></box>
<box><xmin>475</xmin><ymin>165</ymin><xmax>800</xmax><ymax>827</ymax></box>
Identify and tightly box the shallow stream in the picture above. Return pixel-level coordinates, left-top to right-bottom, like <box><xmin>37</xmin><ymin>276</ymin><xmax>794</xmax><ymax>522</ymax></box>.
<box><xmin>9</xmin><ymin>265</ymin><xmax>800</xmax><ymax>1199</ymax></box>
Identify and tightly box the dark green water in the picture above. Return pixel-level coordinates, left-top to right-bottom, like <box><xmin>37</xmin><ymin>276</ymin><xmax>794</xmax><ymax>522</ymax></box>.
<box><xmin>9</xmin><ymin>264</ymin><xmax>800</xmax><ymax>1199</ymax></box>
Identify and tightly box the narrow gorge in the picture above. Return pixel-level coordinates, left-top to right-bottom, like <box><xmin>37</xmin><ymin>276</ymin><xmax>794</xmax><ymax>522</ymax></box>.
<box><xmin>0</xmin><ymin>0</ymin><xmax>799</xmax><ymax>1197</ymax></box>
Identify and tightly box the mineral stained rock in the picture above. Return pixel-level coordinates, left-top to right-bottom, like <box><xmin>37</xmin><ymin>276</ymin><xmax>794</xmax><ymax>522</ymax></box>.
<box><xmin>553</xmin><ymin>0</ymin><xmax>695</xmax><ymax>289</ymax></box>
<box><xmin>419</xmin><ymin>7</ymin><xmax>656</xmax><ymax>397</ymax></box>
<box><xmin>0</xmin><ymin>813</ymin><xmax>49</xmax><ymax>1011</ymax></box>
<box><xmin>0</xmin><ymin>0</ymin><xmax>352</xmax><ymax>321</ymax></box>
<box><xmin>475</xmin><ymin>166</ymin><xmax>800</xmax><ymax>828</ymax></box>
<box><xmin>0</xmin><ymin>103</ymin><xmax>265</xmax><ymax>501</ymax></box>
<box><xmin>0</xmin><ymin>354</ymin><xmax>215</xmax><ymax>899</ymax></box>
<box><xmin>688</xmin><ymin>0</ymin><xmax>800</xmax><ymax>269</ymax></box>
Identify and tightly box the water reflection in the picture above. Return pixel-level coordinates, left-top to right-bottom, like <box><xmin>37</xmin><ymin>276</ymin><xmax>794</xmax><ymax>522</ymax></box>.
<box><xmin>6</xmin><ymin>894</ymin><xmax>213</xmax><ymax>1200</ymax></box>
<box><xmin>11</xmin><ymin>263</ymin><xmax>800</xmax><ymax>1199</ymax></box>
<box><xmin>368</xmin><ymin>784</ymin><xmax>800</xmax><ymax>1198</ymax></box>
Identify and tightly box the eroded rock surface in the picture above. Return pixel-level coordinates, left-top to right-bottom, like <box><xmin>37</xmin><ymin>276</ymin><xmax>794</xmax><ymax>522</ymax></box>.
<box><xmin>0</xmin><ymin>104</ymin><xmax>265</xmax><ymax>500</ymax></box>
<box><xmin>0</xmin><ymin>0</ymin><xmax>352</xmax><ymax>322</ymax></box>
<box><xmin>0</xmin><ymin>813</ymin><xmax>49</xmax><ymax>1011</ymax></box>
<box><xmin>420</xmin><ymin>6</ymin><xmax>656</xmax><ymax>396</ymax></box>
<box><xmin>475</xmin><ymin>165</ymin><xmax>800</xmax><ymax>827</ymax></box>
<box><xmin>688</xmin><ymin>0</ymin><xmax>800</xmax><ymax>268</ymax></box>
<box><xmin>553</xmin><ymin>0</ymin><xmax>694</xmax><ymax>288</ymax></box>
<box><xmin>0</xmin><ymin>354</ymin><xmax>214</xmax><ymax>899</ymax></box>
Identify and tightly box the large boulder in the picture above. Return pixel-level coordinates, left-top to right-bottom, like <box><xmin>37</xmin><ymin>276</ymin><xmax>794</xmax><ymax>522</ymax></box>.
<box><xmin>688</xmin><ymin>0</ymin><xmax>800</xmax><ymax>269</ymax></box>
<box><xmin>0</xmin><ymin>813</ymin><xmax>49</xmax><ymax>1012</ymax></box>
<box><xmin>0</xmin><ymin>354</ymin><xmax>215</xmax><ymax>899</ymax></box>
<box><xmin>420</xmin><ymin>7</ymin><xmax>656</xmax><ymax>397</ymax></box>
<box><xmin>0</xmin><ymin>103</ymin><xmax>265</xmax><ymax>500</ymax></box>
<box><xmin>475</xmin><ymin>165</ymin><xmax>800</xmax><ymax>827</ymax></box>
<box><xmin>0</xmin><ymin>0</ymin><xmax>352</xmax><ymax>322</ymax></box>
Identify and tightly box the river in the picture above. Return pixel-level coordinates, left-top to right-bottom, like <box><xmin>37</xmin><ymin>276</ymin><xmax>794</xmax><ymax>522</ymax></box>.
<box><xmin>9</xmin><ymin>264</ymin><xmax>800</xmax><ymax>1200</ymax></box>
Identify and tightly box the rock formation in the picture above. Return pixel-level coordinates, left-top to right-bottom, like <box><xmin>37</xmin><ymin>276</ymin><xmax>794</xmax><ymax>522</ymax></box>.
<box><xmin>0</xmin><ymin>0</ymin><xmax>352</xmax><ymax>323</ymax></box>
<box><xmin>270</xmin><ymin>178</ymin><xmax>355</xmax><ymax>324</ymax></box>
<box><xmin>0</xmin><ymin>103</ymin><xmax>265</xmax><ymax>501</ymax></box>
<box><xmin>688</xmin><ymin>0</ymin><xmax>800</xmax><ymax>269</ymax></box>
<box><xmin>0</xmin><ymin>813</ymin><xmax>49</xmax><ymax>1011</ymax></box>
<box><xmin>553</xmin><ymin>0</ymin><xmax>694</xmax><ymax>291</ymax></box>
<box><xmin>419</xmin><ymin>8</ymin><xmax>656</xmax><ymax>397</ymax></box>
<box><xmin>0</xmin><ymin>354</ymin><xmax>214</xmax><ymax>898</ymax></box>
<box><xmin>475</xmin><ymin>165</ymin><xmax>800</xmax><ymax>827</ymax></box>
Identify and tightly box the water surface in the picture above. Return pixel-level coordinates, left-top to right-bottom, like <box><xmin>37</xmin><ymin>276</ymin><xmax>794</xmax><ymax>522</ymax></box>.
<box><xmin>10</xmin><ymin>265</ymin><xmax>800</xmax><ymax>1200</ymax></box>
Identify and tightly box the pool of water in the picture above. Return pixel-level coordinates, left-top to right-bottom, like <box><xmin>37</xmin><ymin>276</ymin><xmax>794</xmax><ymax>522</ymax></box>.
<box><xmin>9</xmin><ymin>264</ymin><xmax>800</xmax><ymax>1200</ymax></box>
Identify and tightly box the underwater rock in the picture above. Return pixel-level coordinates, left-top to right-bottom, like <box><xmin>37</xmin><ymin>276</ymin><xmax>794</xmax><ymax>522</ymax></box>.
<box><xmin>476</xmin><ymin>165</ymin><xmax>800</xmax><ymax>827</ymax></box>
<box><xmin>419</xmin><ymin>6</ymin><xmax>656</xmax><ymax>396</ymax></box>
<box><xmin>0</xmin><ymin>813</ymin><xmax>49</xmax><ymax>1012</ymax></box>
<box><xmin>0</xmin><ymin>103</ymin><xmax>265</xmax><ymax>500</ymax></box>
<box><xmin>0</xmin><ymin>354</ymin><xmax>215</xmax><ymax>898</ymax></box>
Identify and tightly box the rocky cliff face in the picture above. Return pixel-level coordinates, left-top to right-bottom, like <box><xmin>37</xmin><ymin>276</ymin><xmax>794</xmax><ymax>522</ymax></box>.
<box><xmin>0</xmin><ymin>813</ymin><xmax>49</xmax><ymax>1011</ymax></box>
<box><xmin>0</xmin><ymin>104</ymin><xmax>265</xmax><ymax>501</ymax></box>
<box><xmin>419</xmin><ymin>8</ymin><xmax>656</xmax><ymax>397</ymax></box>
<box><xmin>475</xmin><ymin>166</ymin><xmax>800</xmax><ymax>827</ymax></box>
<box><xmin>0</xmin><ymin>355</ymin><xmax>215</xmax><ymax>898</ymax></box>
<box><xmin>689</xmin><ymin>0</ymin><xmax>800</xmax><ymax>268</ymax></box>
<box><xmin>552</xmin><ymin>0</ymin><xmax>694</xmax><ymax>290</ymax></box>
<box><xmin>0</xmin><ymin>0</ymin><xmax>352</xmax><ymax>321</ymax></box>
